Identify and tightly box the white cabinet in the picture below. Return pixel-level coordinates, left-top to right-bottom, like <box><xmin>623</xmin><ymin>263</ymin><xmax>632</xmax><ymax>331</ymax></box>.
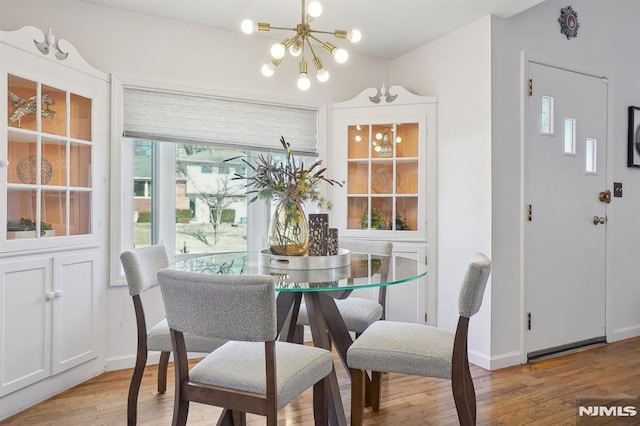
<box><xmin>0</xmin><ymin>253</ymin><xmax>98</xmax><ymax>396</ymax></box>
<box><xmin>330</xmin><ymin>85</ymin><xmax>437</xmax><ymax>325</ymax></box>
<box><xmin>0</xmin><ymin>26</ymin><xmax>107</xmax><ymax>412</ymax></box>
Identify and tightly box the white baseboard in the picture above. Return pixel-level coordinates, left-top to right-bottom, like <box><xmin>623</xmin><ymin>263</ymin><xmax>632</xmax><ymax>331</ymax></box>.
<box><xmin>105</xmin><ymin>351</ymin><xmax>207</xmax><ymax>372</ymax></box>
<box><xmin>468</xmin><ymin>349</ymin><xmax>522</xmax><ymax>370</ymax></box>
<box><xmin>609</xmin><ymin>324</ymin><xmax>640</xmax><ymax>342</ymax></box>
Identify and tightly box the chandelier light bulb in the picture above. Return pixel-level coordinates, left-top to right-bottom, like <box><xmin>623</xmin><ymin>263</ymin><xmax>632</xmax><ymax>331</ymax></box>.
<box><xmin>375</xmin><ymin>132</ymin><xmax>383</xmax><ymax>140</ymax></box>
<box><xmin>261</xmin><ymin>63</ymin><xmax>275</xmax><ymax>77</ymax></box>
<box><xmin>307</xmin><ymin>1</ymin><xmax>323</xmax><ymax>18</ymax></box>
<box><xmin>270</xmin><ymin>43</ymin><xmax>286</xmax><ymax>59</ymax></box>
<box><xmin>241</xmin><ymin>19</ymin><xmax>255</xmax><ymax>34</ymax></box>
<box><xmin>289</xmin><ymin>39</ymin><xmax>302</xmax><ymax>57</ymax></box>
<box><xmin>333</xmin><ymin>48</ymin><xmax>349</xmax><ymax>63</ymax></box>
<box><xmin>317</xmin><ymin>68</ymin><xmax>329</xmax><ymax>82</ymax></box>
<box><xmin>261</xmin><ymin>58</ymin><xmax>282</xmax><ymax>77</ymax></box>
<box><xmin>297</xmin><ymin>73</ymin><xmax>311</xmax><ymax>90</ymax></box>
<box><xmin>355</xmin><ymin>135</ymin><xmax>362</xmax><ymax>142</ymax></box>
<box><xmin>395</xmin><ymin>136</ymin><xmax>402</xmax><ymax>143</ymax></box>
<box><xmin>347</xmin><ymin>29</ymin><xmax>362</xmax><ymax>43</ymax></box>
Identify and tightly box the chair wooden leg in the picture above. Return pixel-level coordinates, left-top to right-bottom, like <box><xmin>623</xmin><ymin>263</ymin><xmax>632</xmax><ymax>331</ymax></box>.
<box><xmin>127</xmin><ymin>348</ymin><xmax>148</xmax><ymax>426</ymax></box>
<box><xmin>370</xmin><ymin>371</ymin><xmax>382</xmax><ymax>412</ymax></box>
<box><xmin>452</xmin><ymin>316</ymin><xmax>476</xmax><ymax>426</ymax></box>
<box><xmin>157</xmin><ymin>351</ymin><xmax>170</xmax><ymax>393</ymax></box>
<box><xmin>313</xmin><ymin>376</ymin><xmax>329</xmax><ymax>425</ymax></box>
<box><xmin>452</xmin><ymin>362</ymin><xmax>476</xmax><ymax>426</ymax></box>
<box><xmin>350</xmin><ymin>368</ymin><xmax>365</xmax><ymax>426</ymax></box>
<box><xmin>172</xmin><ymin>394</ymin><xmax>189</xmax><ymax>426</ymax></box>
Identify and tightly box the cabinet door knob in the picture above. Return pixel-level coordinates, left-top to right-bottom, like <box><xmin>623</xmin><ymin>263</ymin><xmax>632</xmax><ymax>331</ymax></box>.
<box><xmin>45</xmin><ymin>292</ymin><xmax>55</xmax><ymax>300</ymax></box>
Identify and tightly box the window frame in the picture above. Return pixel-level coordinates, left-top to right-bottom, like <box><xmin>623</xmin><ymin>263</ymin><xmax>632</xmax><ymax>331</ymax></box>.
<box><xmin>109</xmin><ymin>77</ymin><xmax>328</xmax><ymax>286</ymax></box>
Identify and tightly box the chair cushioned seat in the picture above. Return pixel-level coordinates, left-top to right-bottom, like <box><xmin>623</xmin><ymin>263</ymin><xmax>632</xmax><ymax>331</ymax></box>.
<box><xmin>347</xmin><ymin>320</ymin><xmax>454</xmax><ymax>379</ymax></box>
<box><xmin>148</xmin><ymin>319</ymin><xmax>225</xmax><ymax>353</ymax></box>
<box><xmin>189</xmin><ymin>341</ymin><xmax>333</xmax><ymax>409</ymax></box>
<box><xmin>297</xmin><ymin>297</ymin><xmax>383</xmax><ymax>334</ymax></box>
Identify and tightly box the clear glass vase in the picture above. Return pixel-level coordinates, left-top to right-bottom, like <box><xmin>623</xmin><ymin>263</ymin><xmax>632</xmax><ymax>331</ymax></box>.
<box><xmin>269</xmin><ymin>199</ymin><xmax>309</xmax><ymax>256</ymax></box>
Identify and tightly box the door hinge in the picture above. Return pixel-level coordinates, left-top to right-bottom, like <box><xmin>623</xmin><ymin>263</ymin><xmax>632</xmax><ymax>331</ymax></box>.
<box><xmin>528</xmin><ymin>79</ymin><xmax>533</xmax><ymax>96</ymax></box>
<box><xmin>527</xmin><ymin>204</ymin><xmax>533</xmax><ymax>221</ymax></box>
<box><xmin>424</xmin><ymin>313</ymin><xmax>428</xmax><ymax>323</ymax></box>
<box><xmin>527</xmin><ymin>312</ymin><xmax>532</xmax><ymax>330</ymax></box>
<box><xmin>424</xmin><ymin>255</ymin><xmax>428</xmax><ymax>265</ymax></box>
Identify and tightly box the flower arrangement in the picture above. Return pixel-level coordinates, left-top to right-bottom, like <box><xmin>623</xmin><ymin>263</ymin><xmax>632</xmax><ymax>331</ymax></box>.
<box><xmin>232</xmin><ymin>136</ymin><xmax>342</xmax><ymax>206</ymax></box>
<box><xmin>229</xmin><ymin>136</ymin><xmax>342</xmax><ymax>255</ymax></box>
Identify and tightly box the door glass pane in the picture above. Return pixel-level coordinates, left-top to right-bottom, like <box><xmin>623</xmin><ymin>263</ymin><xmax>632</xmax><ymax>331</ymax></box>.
<box><xmin>7</xmin><ymin>188</ymin><xmax>37</xmax><ymax>240</ymax></box>
<box><xmin>585</xmin><ymin>138</ymin><xmax>597</xmax><ymax>173</ymax></box>
<box><xmin>41</xmin><ymin>85</ymin><xmax>66</xmax><ymax>137</ymax></box>
<box><xmin>8</xmin><ymin>133</ymin><xmax>37</xmax><ymax>184</ymax></box>
<box><xmin>69</xmin><ymin>191</ymin><xmax>91</xmax><ymax>235</ymax></box>
<box><xmin>70</xmin><ymin>93</ymin><xmax>92</xmax><ymax>141</ymax></box>
<box><xmin>541</xmin><ymin>96</ymin><xmax>554</xmax><ymax>135</ymax></box>
<box><xmin>7</xmin><ymin>75</ymin><xmax>38</xmax><ymax>131</ymax></box>
<box><xmin>42</xmin><ymin>138</ymin><xmax>66</xmax><ymax>186</ymax></box>
<box><xmin>563</xmin><ymin>118</ymin><xmax>576</xmax><ymax>155</ymax></box>
<box><xmin>42</xmin><ymin>189</ymin><xmax>66</xmax><ymax>237</ymax></box>
<box><xmin>69</xmin><ymin>143</ymin><xmax>91</xmax><ymax>187</ymax></box>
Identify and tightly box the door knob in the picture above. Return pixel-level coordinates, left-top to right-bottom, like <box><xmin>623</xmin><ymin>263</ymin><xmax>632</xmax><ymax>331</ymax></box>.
<box><xmin>598</xmin><ymin>190</ymin><xmax>611</xmax><ymax>203</ymax></box>
<box><xmin>592</xmin><ymin>216</ymin><xmax>607</xmax><ymax>225</ymax></box>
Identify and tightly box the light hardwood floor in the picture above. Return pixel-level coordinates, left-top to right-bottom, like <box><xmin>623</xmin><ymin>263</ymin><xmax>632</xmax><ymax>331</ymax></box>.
<box><xmin>2</xmin><ymin>337</ymin><xmax>639</xmax><ymax>425</ymax></box>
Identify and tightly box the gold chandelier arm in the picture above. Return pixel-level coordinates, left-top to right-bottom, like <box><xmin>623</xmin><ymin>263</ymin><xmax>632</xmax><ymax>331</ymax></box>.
<box><xmin>268</xmin><ymin>25</ymin><xmax>297</xmax><ymax>31</ymax></box>
<box><xmin>308</xmin><ymin>29</ymin><xmax>348</xmax><ymax>38</ymax></box>
<box><xmin>308</xmin><ymin>34</ymin><xmax>334</xmax><ymax>52</ymax></box>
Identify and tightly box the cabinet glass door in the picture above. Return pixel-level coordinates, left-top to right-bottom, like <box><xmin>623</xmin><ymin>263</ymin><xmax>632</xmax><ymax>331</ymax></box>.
<box><xmin>346</xmin><ymin>122</ymin><xmax>419</xmax><ymax>232</ymax></box>
<box><xmin>6</xmin><ymin>74</ymin><xmax>93</xmax><ymax>240</ymax></box>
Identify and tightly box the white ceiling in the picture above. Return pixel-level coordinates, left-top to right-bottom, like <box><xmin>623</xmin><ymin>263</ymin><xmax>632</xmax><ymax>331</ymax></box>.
<box><xmin>78</xmin><ymin>0</ymin><xmax>546</xmax><ymax>59</ymax></box>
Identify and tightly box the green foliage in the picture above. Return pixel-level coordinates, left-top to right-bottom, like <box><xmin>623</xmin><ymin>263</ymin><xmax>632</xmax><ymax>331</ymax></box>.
<box><xmin>395</xmin><ymin>213</ymin><xmax>411</xmax><ymax>230</ymax></box>
<box><xmin>360</xmin><ymin>208</ymin><xmax>386</xmax><ymax>230</ymax></box>
<box><xmin>220</xmin><ymin>209</ymin><xmax>235</xmax><ymax>223</ymax></box>
<box><xmin>7</xmin><ymin>218</ymin><xmax>52</xmax><ymax>231</ymax></box>
<box><xmin>176</xmin><ymin>209</ymin><xmax>192</xmax><ymax>224</ymax></box>
<box><xmin>228</xmin><ymin>136</ymin><xmax>342</xmax><ymax>207</ymax></box>
<box><xmin>138</xmin><ymin>212</ymin><xmax>152</xmax><ymax>223</ymax></box>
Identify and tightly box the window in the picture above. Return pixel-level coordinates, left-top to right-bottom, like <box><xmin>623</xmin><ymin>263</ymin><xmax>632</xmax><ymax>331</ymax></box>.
<box><xmin>132</xmin><ymin>140</ymin><xmax>249</xmax><ymax>254</ymax></box>
<box><xmin>112</xmin><ymin>84</ymin><xmax>322</xmax><ymax>284</ymax></box>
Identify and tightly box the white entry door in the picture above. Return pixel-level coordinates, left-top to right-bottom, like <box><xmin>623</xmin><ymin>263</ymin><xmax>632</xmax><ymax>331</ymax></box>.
<box><xmin>524</xmin><ymin>62</ymin><xmax>607</xmax><ymax>358</ymax></box>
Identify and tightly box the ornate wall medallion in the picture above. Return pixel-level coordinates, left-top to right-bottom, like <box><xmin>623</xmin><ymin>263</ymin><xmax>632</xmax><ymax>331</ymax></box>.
<box><xmin>558</xmin><ymin>6</ymin><xmax>579</xmax><ymax>40</ymax></box>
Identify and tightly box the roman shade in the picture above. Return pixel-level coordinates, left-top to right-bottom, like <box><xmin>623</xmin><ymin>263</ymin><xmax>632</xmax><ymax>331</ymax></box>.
<box><xmin>123</xmin><ymin>87</ymin><xmax>319</xmax><ymax>155</ymax></box>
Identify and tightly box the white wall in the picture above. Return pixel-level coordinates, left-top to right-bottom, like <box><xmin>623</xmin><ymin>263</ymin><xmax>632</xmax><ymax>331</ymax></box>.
<box><xmin>390</xmin><ymin>17</ymin><xmax>494</xmax><ymax>367</ymax></box>
<box><xmin>492</xmin><ymin>0</ymin><xmax>640</xmax><ymax>362</ymax></box>
<box><xmin>0</xmin><ymin>0</ymin><xmax>389</xmax><ymax>370</ymax></box>
<box><xmin>390</xmin><ymin>0</ymin><xmax>640</xmax><ymax>370</ymax></box>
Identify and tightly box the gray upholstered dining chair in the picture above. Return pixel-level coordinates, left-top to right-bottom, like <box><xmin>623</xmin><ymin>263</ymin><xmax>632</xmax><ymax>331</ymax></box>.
<box><xmin>296</xmin><ymin>239</ymin><xmax>393</xmax><ymax>337</ymax></box>
<box><xmin>347</xmin><ymin>253</ymin><xmax>491</xmax><ymax>426</ymax></box>
<box><xmin>157</xmin><ymin>269</ymin><xmax>333</xmax><ymax>426</ymax></box>
<box><xmin>120</xmin><ymin>245</ymin><xmax>225</xmax><ymax>426</ymax></box>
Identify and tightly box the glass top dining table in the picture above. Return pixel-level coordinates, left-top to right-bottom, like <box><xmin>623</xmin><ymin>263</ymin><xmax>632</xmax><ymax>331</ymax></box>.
<box><xmin>173</xmin><ymin>250</ymin><xmax>426</xmax><ymax>292</ymax></box>
<box><xmin>172</xmin><ymin>250</ymin><xmax>427</xmax><ymax>426</ymax></box>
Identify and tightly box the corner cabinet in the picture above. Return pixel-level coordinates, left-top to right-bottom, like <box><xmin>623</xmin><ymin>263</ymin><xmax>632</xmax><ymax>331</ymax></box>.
<box><xmin>330</xmin><ymin>85</ymin><xmax>437</xmax><ymax>325</ymax></box>
<box><xmin>0</xmin><ymin>26</ymin><xmax>108</xmax><ymax>414</ymax></box>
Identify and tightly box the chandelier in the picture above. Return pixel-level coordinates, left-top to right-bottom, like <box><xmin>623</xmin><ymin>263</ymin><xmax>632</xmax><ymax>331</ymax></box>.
<box><xmin>241</xmin><ymin>0</ymin><xmax>361</xmax><ymax>91</ymax></box>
